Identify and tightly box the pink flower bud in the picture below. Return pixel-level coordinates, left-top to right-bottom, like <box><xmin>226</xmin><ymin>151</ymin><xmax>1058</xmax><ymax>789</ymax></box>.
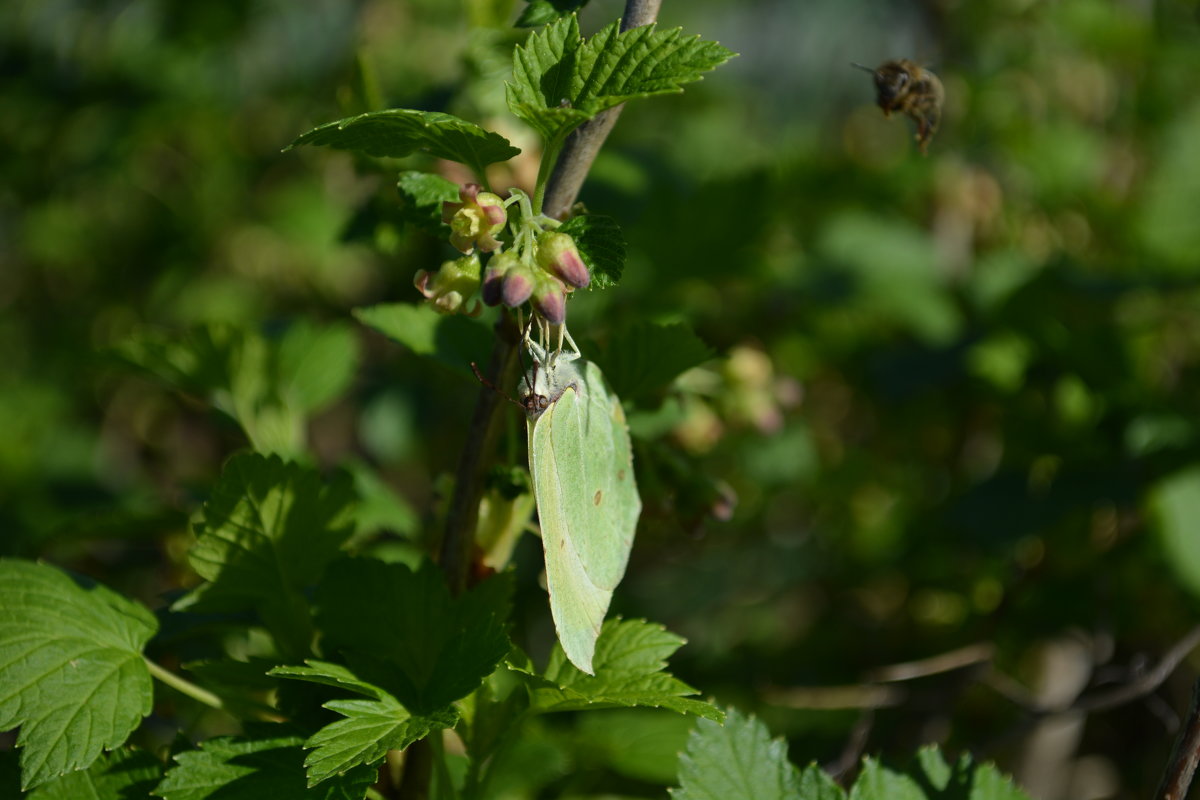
<box><xmin>535</xmin><ymin>232</ymin><xmax>589</xmax><ymax>289</ymax></box>
<box><xmin>531</xmin><ymin>272</ymin><xmax>567</xmax><ymax>325</ymax></box>
<box><xmin>481</xmin><ymin>251</ymin><xmax>520</xmax><ymax>307</ymax></box>
<box><xmin>446</xmin><ymin>184</ymin><xmax>507</xmax><ymax>254</ymax></box>
<box><xmin>501</xmin><ymin>262</ymin><xmax>535</xmax><ymax>308</ymax></box>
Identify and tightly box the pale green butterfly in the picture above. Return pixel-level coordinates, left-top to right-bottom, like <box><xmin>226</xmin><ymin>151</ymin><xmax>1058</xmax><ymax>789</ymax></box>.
<box><xmin>520</xmin><ymin>336</ymin><xmax>641</xmax><ymax>674</ymax></box>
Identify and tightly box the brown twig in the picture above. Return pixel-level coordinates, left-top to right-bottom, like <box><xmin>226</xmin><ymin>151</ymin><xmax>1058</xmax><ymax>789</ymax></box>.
<box><xmin>1156</xmin><ymin>678</ymin><xmax>1200</xmax><ymax>800</ymax></box>
<box><xmin>439</xmin><ymin>0</ymin><xmax>663</xmax><ymax>593</ymax></box>
<box><xmin>541</xmin><ymin>0</ymin><xmax>664</xmax><ymax>219</ymax></box>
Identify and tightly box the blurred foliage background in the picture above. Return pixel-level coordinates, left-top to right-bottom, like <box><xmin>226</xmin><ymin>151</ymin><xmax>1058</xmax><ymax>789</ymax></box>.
<box><xmin>4</xmin><ymin>0</ymin><xmax>1200</xmax><ymax>797</ymax></box>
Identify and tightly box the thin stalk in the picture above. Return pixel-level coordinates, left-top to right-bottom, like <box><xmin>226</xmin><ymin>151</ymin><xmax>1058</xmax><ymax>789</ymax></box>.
<box><xmin>144</xmin><ymin>658</ymin><xmax>225</xmax><ymax>710</ymax></box>
<box><xmin>429</xmin><ymin>731</ymin><xmax>458</xmax><ymax>800</ymax></box>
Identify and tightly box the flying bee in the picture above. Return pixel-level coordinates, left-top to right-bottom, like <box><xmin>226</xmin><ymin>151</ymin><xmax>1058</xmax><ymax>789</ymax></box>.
<box><xmin>852</xmin><ymin>59</ymin><xmax>944</xmax><ymax>155</ymax></box>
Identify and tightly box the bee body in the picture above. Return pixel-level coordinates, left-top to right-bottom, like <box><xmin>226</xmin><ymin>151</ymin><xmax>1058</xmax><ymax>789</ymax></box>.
<box><xmin>855</xmin><ymin>59</ymin><xmax>944</xmax><ymax>154</ymax></box>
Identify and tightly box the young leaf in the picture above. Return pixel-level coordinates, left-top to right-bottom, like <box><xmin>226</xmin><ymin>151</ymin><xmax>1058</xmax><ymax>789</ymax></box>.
<box><xmin>848</xmin><ymin>749</ymin><xmax>1034</xmax><ymax>800</ymax></box>
<box><xmin>396</xmin><ymin>170</ymin><xmax>460</xmax><ymax>235</ymax></box>
<box><xmin>0</xmin><ymin>560</ymin><xmax>158</xmax><ymax>789</ymax></box>
<box><xmin>848</xmin><ymin>758</ymin><xmax>928</xmax><ymax>800</ymax></box>
<box><xmin>314</xmin><ymin>559</ymin><xmax>513</xmax><ymax>713</ymax></box>
<box><xmin>287</xmin><ymin>109</ymin><xmax>520</xmax><ymax>176</ymax></box>
<box><xmin>516</xmin><ymin>0</ymin><xmax>589</xmax><ymax>28</ymax></box>
<box><xmin>29</xmin><ymin>748</ymin><xmax>162</xmax><ymax>800</ymax></box>
<box><xmin>799</xmin><ymin>763</ymin><xmax>847</xmax><ymax>800</ymax></box>
<box><xmin>597</xmin><ymin>321</ymin><xmax>714</xmax><ymax>407</ymax></box>
<box><xmin>671</xmin><ymin>707</ymin><xmax>801</xmax><ymax>800</ymax></box>
<box><xmin>558</xmin><ymin>214</ymin><xmax>625</xmax><ymax>289</ymax></box>
<box><xmin>155</xmin><ymin>729</ymin><xmax>377</xmax><ymax>800</ymax></box>
<box><xmin>174</xmin><ymin>453</ymin><xmax>356</xmax><ymax>658</ymax></box>
<box><xmin>507</xmin><ymin>16</ymin><xmax>736</xmax><ymax>144</ymax></box>
<box><xmin>520</xmin><ymin>618</ymin><xmax>722</xmax><ymax>721</ymax></box>
<box><xmin>353</xmin><ymin>303</ymin><xmax>493</xmax><ymax>382</ymax></box>
<box><xmin>275</xmin><ymin>321</ymin><xmax>361</xmax><ymax>415</ymax></box>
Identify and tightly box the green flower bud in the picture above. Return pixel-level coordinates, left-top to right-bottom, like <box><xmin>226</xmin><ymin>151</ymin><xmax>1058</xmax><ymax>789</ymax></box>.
<box><xmin>481</xmin><ymin>250</ymin><xmax>521</xmax><ymax>307</ymax></box>
<box><xmin>444</xmin><ymin>183</ymin><xmax>507</xmax><ymax>254</ymax></box>
<box><xmin>536</xmin><ymin>231</ymin><xmax>589</xmax><ymax>289</ymax></box>
<box><xmin>414</xmin><ymin>253</ymin><xmax>482</xmax><ymax>316</ymax></box>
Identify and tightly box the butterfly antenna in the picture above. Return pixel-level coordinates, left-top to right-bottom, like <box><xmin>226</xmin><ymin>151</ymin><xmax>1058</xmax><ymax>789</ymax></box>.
<box><xmin>470</xmin><ymin>361</ymin><xmax>524</xmax><ymax>410</ymax></box>
<box><xmin>850</xmin><ymin>62</ymin><xmax>876</xmax><ymax>74</ymax></box>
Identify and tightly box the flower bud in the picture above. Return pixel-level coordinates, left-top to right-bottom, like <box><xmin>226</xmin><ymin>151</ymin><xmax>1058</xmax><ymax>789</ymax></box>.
<box><xmin>444</xmin><ymin>184</ymin><xmax>507</xmax><ymax>254</ymax></box>
<box><xmin>414</xmin><ymin>253</ymin><xmax>482</xmax><ymax>316</ymax></box>
<box><xmin>531</xmin><ymin>271</ymin><xmax>567</xmax><ymax>325</ymax></box>
<box><xmin>535</xmin><ymin>232</ymin><xmax>589</xmax><ymax>289</ymax></box>
<box><xmin>481</xmin><ymin>250</ymin><xmax>520</xmax><ymax>307</ymax></box>
<box><xmin>501</xmin><ymin>261</ymin><xmax>535</xmax><ymax>308</ymax></box>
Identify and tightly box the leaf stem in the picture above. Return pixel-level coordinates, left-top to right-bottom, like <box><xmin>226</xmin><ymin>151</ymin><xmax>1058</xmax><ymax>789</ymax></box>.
<box><xmin>429</xmin><ymin>731</ymin><xmax>458</xmax><ymax>800</ymax></box>
<box><xmin>144</xmin><ymin>658</ymin><xmax>225</xmax><ymax>711</ymax></box>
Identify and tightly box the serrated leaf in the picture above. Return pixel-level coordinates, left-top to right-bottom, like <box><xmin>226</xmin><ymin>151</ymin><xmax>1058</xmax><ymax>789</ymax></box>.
<box><xmin>302</xmin><ymin>696</ymin><xmax>458</xmax><ymax>787</ymax></box>
<box><xmin>597</xmin><ymin>322</ymin><xmax>714</xmax><ymax>406</ymax></box>
<box><xmin>576</xmin><ymin>709</ymin><xmax>694</xmax><ymax>784</ymax></box>
<box><xmin>515</xmin><ymin>0</ymin><xmax>589</xmax><ymax>27</ymax></box>
<box><xmin>521</xmin><ymin>619</ymin><xmax>721</xmax><ymax>720</ymax></box>
<box><xmin>174</xmin><ymin>453</ymin><xmax>356</xmax><ymax>658</ymax></box>
<box><xmin>288</xmin><ymin>109</ymin><xmax>520</xmax><ymax>176</ymax></box>
<box><xmin>314</xmin><ymin>559</ymin><xmax>513</xmax><ymax>713</ymax></box>
<box><xmin>507</xmin><ymin>16</ymin><xmax>736</xmax><ymax>143</ymax></box>
<box><xmin>799</xmin><ymin>764</ymin><xmax>847</xmax><ymax>800</ymax></box>
<box><xmin>559</xmin><ymin>214</ymin><xmax>625</xmax><ymax>289</ymax></box>
<box><xmin>0</xmin><ymin>560</ymin><xmax>158</xmax><ymax>789</ymax></box>
<box><xmin>671</xmin><ymin>708</ymin><xmax>800</xmax><ymax>800</ymax></box>
<box><xmin>396</xmin><ymin>171</ymin><xmax>460</xmax><ymax>236</ymax></box>
<box><xmin>270</xmin><ymin>660</ymin><xmax>384</xmax><ymax>699</ymax></box>
<box><xmin>155</xmin><ymin>729</ymin><xmax>377</xmax><ymax>800</ymax></box>
<box><xmin>353</xmin><ymin>303</ymin><xmax>493</xmax><ymax>382</ymax></box>
<box><xmin>29</xmin><ymin>747</ymin><xmax>162</xmax><ymax>800</ymax></box>
<box><xmin>848</xmin><ymin>749</ymin><xmax>1033</xmax><ymax>800</ymax></box>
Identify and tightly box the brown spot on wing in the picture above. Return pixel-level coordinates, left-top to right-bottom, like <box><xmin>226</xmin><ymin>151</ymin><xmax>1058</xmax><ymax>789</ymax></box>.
<box><xmin>593</xmin><ymin>489</ymin><xmax>603</xmax><ymax>506</ymax></box>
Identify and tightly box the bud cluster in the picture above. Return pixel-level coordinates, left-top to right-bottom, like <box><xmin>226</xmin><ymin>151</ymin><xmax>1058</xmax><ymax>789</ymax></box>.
<box><xmin>412</xmin><ymin>182</ymin><xmax>592</xmax><ymax>326</ymax></box>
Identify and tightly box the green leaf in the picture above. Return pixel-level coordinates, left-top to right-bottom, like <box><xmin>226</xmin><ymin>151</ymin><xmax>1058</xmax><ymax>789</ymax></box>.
<box><xmin>353</xmin><ymin>303</ymin><xmax>493</xmax><ymax>382</ymax></box>
<box><xmin>597</xmin><ymin>322</ymin><xmax>714</xmax><ymax>406</ymax></box>
<box><xmin>29</xmin><ymin>747</ymin><xmax>162</xmax><ymax>800</ymax></box>
<box><xmin>521</xmin><ymin>618</ymin><xmax>722</xmax><ymax>720</ymax></box>
<box><xmin>0</xmin><ymin>560</ymin><xmax>158</xmax><ymax>789</ymax></box>
<box><xmin>302</xmin><ymin>696</ymin><xmax>458</xmax><ymax>787</ymax></box>
<box><xmin>117</xmin><ymin>322</ymin><xmax>359</xmax><ymax>458</ymax></box>
<box><xmin>287</xmin><ymin>109</ymin><xmax>520</xmax><ymax>175</ymax></box>
<box><xmin>515</xmin><ymin>0</ymin><xmax>588</xmax><ymax>28</ymax></box>
<box><xmin>270</xmin><ymin>660</ymin><xmax>384</xmax><ymax>698</ymax></box>
<box><xmin>799</xmin><ymin>764</ymin><xmax>847</xmax><ymax>800</ymax></box>
<box><xmin>314</xmin><ymin>559</ymin><xmax>513</xmax><ymax>713</ymax></box>
<box><xmin>576</xmin><ymin>709</ymin><xmax>695</xmax><ymax>784</ymax></box>
<box><xmin>396</xmin><ymin>170</ymin><xmax>460</xmax><ymax>236</ymax></box>
<box><xmin>1150</xmin><ymin>467</ymin><xmax>1200</xmax><ymax>597</ymax></box>
<box><xmin>507</xmin><ymin>16</ymin><xmax>736</xmax><ymax>143</ymax></box>
<box><xmin>848</xmin><ymin>749</ymin><xmax>1033</xmax><ymax>800</ymax></box>
<box><xmin>671</xmin><ymin>707</ymin><xmax>800</xmax><ymax>800</ymax></box>
<box><xmin>174</xmin><ymin>453</ymin><xmax>356</xmax><ymax>658</ymax></box>
<box><xmin>558</xmin><ymin>214</ymin><xmax>626</xmax><ymax>289</ymax></box>
<box><xmin>155</xmin><ymin>729</ymin><xmax>377</xmax><ymax>800</ymax></box>
<box><xmin>275</xmin><ymin>321</ymin><xmax>360</xmax><ymax>415</ymax></box>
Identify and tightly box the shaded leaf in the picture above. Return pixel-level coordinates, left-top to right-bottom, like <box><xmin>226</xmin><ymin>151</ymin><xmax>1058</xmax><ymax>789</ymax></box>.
<box><xmin>174</xmin><ymin>453</ymin><xmax>356</xmax><ymax>658</ymax></box>
<box><xmin>396</xmin><ymin>170</ymin><xmax>460</xmax><ymax>236</ymax></box>
<box><xmin>288</xmin><ymin>109</ymin><xmax>520</xmax><ymax>174</ymax></box>
<box><xmin>155</xmin><ymin>729</ymin><xmax>376</xmax><ymax>800</ymax></box>
<box><xmin>0</xmin><ymin>560</ymin><xmax>157</xmax><ymax>789</ymax></box>
<box><xmin>598</xmin><ymin>322</ymin><xmax>714</xmax><ymax>407</ymax></box>
<box><xmin>559</xmin><ymin>214</ymin><xmax>625</xmax><ymax>289</ymax></box>
<box><xmin>516</xmin><ymin>0</ymin><xmax>589</xmax><ymax>28</ymax></box>
<box><xmin>30</xmin><ymin>748</ymin><xmax>162</xmax><ymax>800</ymax></box>
<box><xmin>1150</xmin><ymin>467</ymin><xmax>1200</xmax><ymax>598</ymax></box>
<box><xmin>353</xmin><ymin>303</ymin><xmax>493</xmax><ymax>383</ymax></box>
<box><xmin>799</xmin><ymin>764</ymin><xmax>847</xmax><ymax>800</ymax></box>
<box><xmin>671</xmin><ymin>707</ymin><xmax>799</xmax><ymax>800</ymax></box>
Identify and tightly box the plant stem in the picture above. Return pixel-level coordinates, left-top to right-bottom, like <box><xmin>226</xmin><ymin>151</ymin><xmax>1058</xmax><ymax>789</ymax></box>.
<box><xmin>144</xmin><ymin>658</ymin><xmax>225</xmax><ymax>711</ymax></box>
<box><xmin>438</xmin><ymin>0</ymin><xmax>662</xmax><ymax>597</ymax></box>
<box><xmin>541</xmin><ymin>0</ymin><xmax>663</xmax><ymax>219</ymax></box>
<box><xmin>429</xmin><ymin>730</ymin><xmax>458</xmax><ymax>800</ymax></box>
<box><xmin>1156</xmin><ymin>678</ymin><xmax>1200</xmax><ymax>800</ymax></box>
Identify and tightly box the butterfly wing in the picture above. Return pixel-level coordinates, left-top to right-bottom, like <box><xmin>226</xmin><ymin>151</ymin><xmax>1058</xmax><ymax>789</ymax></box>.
<box><xmin>529</xmin><ymin>360</ymin><xmax>640</xmax><ymax>674</ymax></box>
